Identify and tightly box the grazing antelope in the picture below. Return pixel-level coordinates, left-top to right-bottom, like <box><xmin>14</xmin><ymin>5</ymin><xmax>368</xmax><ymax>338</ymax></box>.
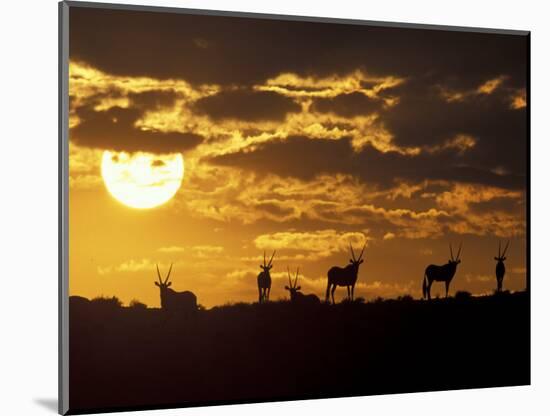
<box><xmin>154</xmin><ymin>263</ymin><xmax>197</xmax><ymax>313</ymax></box>
<box><xmin>422</xmin><ymin>244</ymin><xmax>462</xmax><ymax>300</ymax></box>
<box><xmin>285</xmin><ymin>267</ymin><xmax>320</xmax><ymax>305</ymax></box>
<box><xmin>258</xmin><ymin>251</ymin><xmax>276</xmax><ymax>303</ymax></box>
<box><xmin>495</xmin><ymin>241</ymin><xmax>509</xmax><ymax>292</ymax></box>
<box><xmin>326</xmin><ymin>242</ymin><xmax>366</xmax><ymax>304</ymax></box>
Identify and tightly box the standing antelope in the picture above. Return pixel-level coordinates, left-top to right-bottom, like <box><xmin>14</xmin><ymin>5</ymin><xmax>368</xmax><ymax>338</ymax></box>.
<box><xmin>326</xmin><ymin>242</ymin><xmax>366</xmax><ymax>304</ymax></box>
<box><xmin>285</xmin><ymin>267</ymin><xmax>320</xmax><ymax>305</ymax></box>
<box><xmin>422</xmin><ymin>244</ymin><xmax>462</xmax><ymax>300</ymax></box>
<box><xmin>495</xmin><ymin>241</ymin><xmax>509</xmax><ymax>292</ymax></box>
<box><xmin>258</xmin><ymin>251</ymin><xmax>276</xmax><ymax>303</ymax></box>
<box><xmin>154</xmin><ymin>263</ymin><xmax>197</xmax><ymax>313</ymax></box>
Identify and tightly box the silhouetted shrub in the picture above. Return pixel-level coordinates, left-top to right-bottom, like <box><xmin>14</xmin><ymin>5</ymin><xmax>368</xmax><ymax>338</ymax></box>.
<box><xmin>372</xmin><ymin>296</ymin><xmax>385</xmax><ymax>304</ymax></box>
<box><xmin>354</xmin><ymin>297</ymin><xmax>366</xmax><ymax>304</ymax></box>
<box><xmin>129</xmin><ymin>299</ymin><xmax>147</xmax><ymax>310</ymax></box>
<box><xmin>455</xmin><ymin>291</ymin><xmax>472</xmax><ymax>300</ymax></box>
<box><xmin>91</xmin><ymin>296</ymin><xmax>122</xmax><ymax>308</ymax></box>
<box><xmin>397</xmin><ymin>295</ymin><xmax>414</xmax><ymax>302</ymax></box>
<box><xmin>70</xmin><ymin>295</ymin><xmax>91</xmax><ymax>306</ymax></box>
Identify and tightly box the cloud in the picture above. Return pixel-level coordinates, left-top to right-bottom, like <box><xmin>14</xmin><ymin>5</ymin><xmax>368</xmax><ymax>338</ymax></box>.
<box><xmin>98</xmin><ymin>258</ymin><xmax>156</xmax><ymax>275</ymax></box>
<box><xmin>311</xmin><ymin>92</ymin><xmax>386</xmax><ymax>117</ymax></box>
<box><xmin>157</xmin><ymin>245</ymin><xmax>225</xmax><ymax>258</ymax></box>
<box><xmin>209</xmin><ymin>135</ymin><xmax>524</xmax><ymax>190</ymax></box>
<box><xmin>193</xmin><ymin>89</ymin><xmax>301</xmax><ymax>122</ymax></box>
<box><xmin>477</xmin><ymin>76</ymin><xmax>507</xmax><ymax>95</ymax></box>
<box><xmin>439</xmin><ymin>76</ymin><xmax>508</xmax><ymax>102</ymax></box>
<box><xmin>190</xmin><ymin>245</ymin><xmax>225</xmax><ymax>259</ymax></box>
<box><xmin>253</xmin><ymin>230</ymin><xmax>369</xmax><ymax>260</ymax></box>
<box><xmin>383</xmin><ymin>232</ymin><xmax>396</xmax><ymax>240</ymax></box>
<box><xmin>70</xmin><ymin>6</ymin><xmax>527</xmax><ymax>94</ymax></box>
<box><xmin>68</xmin><ymin>143</ymin><xmax>103</xmax><ymax>189</ymax></box>
<box><xmin>158</xmin><ymin>246</ymin><xmax>185</xmax><ymax>253</ymax></box>
<box><xmin>510</xmin><ymin>89</ymin><xmax>527</xmax><ymax>109</ymax></box>
<box><xmin>424</xmin><ymin>134</ymin><xmax>477</xmax><ymax>155</ymax></box>
<box><xmin>176</xmin><ymin>159</ymin><xmax>525</xmax><ymax>239</ymax></box>
<box><xmin>71</xmin><ymin>104</ymin><xmax>204</xmax><ymax>153</ymax></box>
<box><xmin>255</xmin><ymin>71</ymin><xmax>404</xmax><ymax>100</ymax></box>
<box><xmin>129</xmin><ymin>90</ymin><xmax>178</xmax><ymax>110</ymax></box>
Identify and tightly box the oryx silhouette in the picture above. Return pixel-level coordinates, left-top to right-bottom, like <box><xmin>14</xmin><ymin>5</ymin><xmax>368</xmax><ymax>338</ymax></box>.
<box><xmin>422</xmin><ymin>243</ymin><xmax>462</xmax><ymax>300</ymax></box>
<box><xmin>154</xmin><ymin>263</ymin><xmax>197</xmax><ymax>313</ymax></box>
<box><xmin>258</xmin><ymin>251</ymin><xmax>275</xmax><ymax>303</ymax></box>
<box><xmin>495</xmin><ymin>241</ymin><xmax>510</xmax><ymax>292</ymax></box>
<box><xmin>285</xmin><ymin>267</ymin><xmax>320</xmax><ymax>305</ymax></box>
<box><xmin>326</xmin><ymin>242</ymin><xmax>366</xmax><ymax>304</ymax></box>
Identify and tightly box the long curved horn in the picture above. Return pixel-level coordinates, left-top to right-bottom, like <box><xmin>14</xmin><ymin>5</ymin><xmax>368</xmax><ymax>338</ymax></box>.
<box><xmin>287</xmin><ymin>266</ymin><xmax>292</xmax><ymax>287</ymax></box>
<box><xmin>449</xmin><ymin>243</ymin><xmax>454</xmax><ymax>261</ymax></box>
<box><xmin>268</xmin><ymin>250</ymin><xmax>276</xmax><ymax>267</ymax></box>
<box><xmin>263</xmin><ymin>251</ymin><xmax>266</xmax><ymax>267</ymax></box>
<box><xmin>502</xmin><ymin>240</ymin><xmax>510</xmax><ymax>257</ymax></box>
<box><xmin>164</xmin><ymin>263</ymin><xmax>173</xmax><ymax>284</ymax></box>
<box><xmin>156</xmin><ymin>264</ymin><xmax>162</xmax><ymax>283</ymax></box>
<box><xmin>358</xmin><ymin>242</ymin><xmax>367</xmax><ymax>261</ymax></box>
<box><xmin>350</xmin><ymin>242</ymin><xmax>356</xmax><ymax>261</ymax></box>
<box><xmin>456</xmin><ymin>243</ymin><xmax>462</xmax><ymax>261</ymax></box>
<box><xmin>294</xmin><ymin>267</ymin><xmax>299</xmax><ymax>288</ymax></box>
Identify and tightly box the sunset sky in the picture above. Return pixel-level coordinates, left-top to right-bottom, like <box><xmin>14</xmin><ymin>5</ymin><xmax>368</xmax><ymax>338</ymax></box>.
<box><xmin>68</xmin><ymin>6</ymin><xmax>528</xmax><ymax>308</ymax></box>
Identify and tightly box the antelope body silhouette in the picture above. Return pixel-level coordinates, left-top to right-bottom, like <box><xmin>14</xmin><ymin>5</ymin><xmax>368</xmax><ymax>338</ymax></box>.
<box><xmin>258</xmin><ymin>251</ymin><xmax>275</xmax><ymax>303</ymax></box>
<box><xmin>422</xmin><ymin>244</ymin><xmax>462</xmax><ymax>300</ymax></box>
<box><xmin>326</xmin><ymin>243</ymin><xmax>366</xmax><ymax>304</ymax></box>
<box><xmin>285</xmin><ymin>267</ymin><xmax>320</xmax><ymax>305</ymax></box>
<box><xmin>155</xmin><ymin>264</ymin><xmax>197</xmax><ymax>313</ymax></box>
<box><xmin>495</xmin><ymin>241</ymin><xmax>509</xmax><ymax>292</ymax></box>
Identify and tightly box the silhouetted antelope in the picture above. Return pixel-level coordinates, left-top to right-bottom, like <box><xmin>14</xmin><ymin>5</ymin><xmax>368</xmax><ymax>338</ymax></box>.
<box><xmin>155</xmin><ymin>263</ymin><xmax>197</xmax><ymax>313</ymax></box>
<box><xmin>495</xmin><ymin>241</ymin><xmax>509</xmax><ymax>292</ymax></box>
<box><xmin>326</xmin><ymin>242</ymin><xmax>366</xmax><ymax>304</ymax></box>
<box><xmin>422</xmin><ymin>244</ymin><xmax>462</xmax><ymax>300</ymax></box>
<box><xmin>258</xmin><ymin>251</ymin><xmax>275</xmax><ymax>303</ymax></box>
<box><xmin>285</xmin><ymin>267</ymin><xmax>320</xmax><ymax>305</ymax></box>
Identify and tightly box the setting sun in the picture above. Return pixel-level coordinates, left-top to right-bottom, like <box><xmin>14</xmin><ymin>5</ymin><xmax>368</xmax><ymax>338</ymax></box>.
<box><xmin>101</xmin><ymin>151</ymin><xmax>184</xmax><ymax>209</ymax></box>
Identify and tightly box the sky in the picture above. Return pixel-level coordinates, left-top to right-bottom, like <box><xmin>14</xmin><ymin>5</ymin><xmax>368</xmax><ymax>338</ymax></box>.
<box><xmin>68</xmin><ymin>6</ymin><xmax>528</xmax><ymax>308</ymax></box>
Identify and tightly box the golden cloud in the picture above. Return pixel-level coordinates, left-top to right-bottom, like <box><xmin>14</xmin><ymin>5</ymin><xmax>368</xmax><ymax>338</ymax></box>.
<box><xmin>254</xmin><ymin>229</ymin><xmax>369</xmax><ymax>260</ymax></box>
<box><xmin>425</xmin><ymin>134</ymin><xmax>477</xmax><ymax>155</ymax></box>
<box><xmin>439</xmin><ymin>76</ymin><xmax>508</xmax><ymax>103</ymax></box>
<box><xmin>511</xmin><ymin>89</ymin><xmax>527</xmax><ymax>109</ymax></box>
<box><xmin>254</xmin><ymin>70</ymin><xmax>405</xmax><ymax>102</ymax></box>
<box><xmin>70</xmin><ymin>61</ymin><xmax>420</xmax><ymax>156</ymax></box>
<box><xmin>477</xmin><ymin>76</ymin><xmax>507</xmax><ymax>95</ymax></box>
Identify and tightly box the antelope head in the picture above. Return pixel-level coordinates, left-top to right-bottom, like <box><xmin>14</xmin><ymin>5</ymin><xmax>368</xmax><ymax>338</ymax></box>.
<box><xmin>448</xmin><ymin>243</ymin><xmax>462</xmax><ymax>265</ymax></box>
<box><xmin>495</xmin><ymin>241</ymin><xmax>509</xmax><ymax>262</ymax></box>
<box><xmin>285</xmin><ymin>266</ymin><xmax>302</xmax><ymax>297</ymax></box>
<box><xmin>259</xmin><ymin>250</ymin><xmax>276</xmax><ymax>274</ymax></box>
<box><xmin>349</xmin><ymin>242</ymin><xmax>366</xmax><ymax>269</ymax></box>
<box><xmin>154</xmin><ymin>263</ymin><xmax>173</xmax><ymax>292</ymax></box>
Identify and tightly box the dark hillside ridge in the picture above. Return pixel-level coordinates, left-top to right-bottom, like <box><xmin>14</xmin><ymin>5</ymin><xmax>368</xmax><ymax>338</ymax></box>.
<box><xmin>68</xmin><ymin>292</ymin><xmax>529</xmax><ymax>414</ymax></box>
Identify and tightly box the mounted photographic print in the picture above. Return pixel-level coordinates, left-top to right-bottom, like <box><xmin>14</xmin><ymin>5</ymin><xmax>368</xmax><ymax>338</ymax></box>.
<box><xmin>58</xmin><ymin>1</ymin><xmax>530</xmax><ymax>414</ymax></box>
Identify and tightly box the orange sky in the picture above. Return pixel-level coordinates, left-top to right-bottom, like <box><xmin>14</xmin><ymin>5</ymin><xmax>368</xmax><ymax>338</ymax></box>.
<box><xmin>68</xmin><ymin>7</ymin><xmax>528</xmax><ymax>308</ymax></box>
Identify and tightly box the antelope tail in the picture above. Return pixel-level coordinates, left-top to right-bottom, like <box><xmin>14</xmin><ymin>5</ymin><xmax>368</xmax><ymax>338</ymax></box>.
<box><xmin>422</xmin><ymin>274</ymin><xmax>427</xmax><ymax>300</ymax></box>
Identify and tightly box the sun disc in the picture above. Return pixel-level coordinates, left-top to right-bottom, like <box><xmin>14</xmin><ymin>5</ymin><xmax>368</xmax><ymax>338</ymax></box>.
<box><xmin>101</xmin><ymin>151</ymin><xmax>184</xmax><ymax>209</ymax></box>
